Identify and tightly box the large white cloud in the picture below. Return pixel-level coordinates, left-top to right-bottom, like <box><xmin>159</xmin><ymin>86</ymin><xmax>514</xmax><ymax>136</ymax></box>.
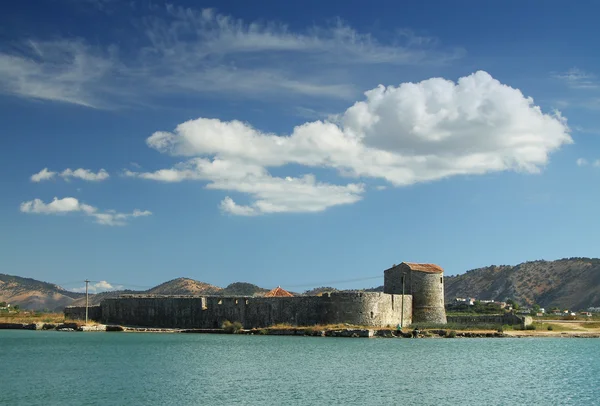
<box><xmin>20</xmin><ymin>197</ymin><xmax>151</xmax><ymax>226</ymax></box>
<box><xmin>132</xmin><ymin>71</ymin><xmax>572</xmax><ymax>215</ymax></box>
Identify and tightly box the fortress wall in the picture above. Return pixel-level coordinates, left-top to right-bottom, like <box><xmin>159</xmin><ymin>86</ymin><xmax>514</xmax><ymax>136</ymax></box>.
<box><xmin>100</xmin><ymin>292</ymin><xmax>412</xmax><ymax>328</ymax></box>
<box><xmin>64</xmin><ymin>305</ymin><xmax>102</xmax><ymax>321</ymax></box>
<box><xmin>410</xmin><ymin>271</ymin><xmax>447</xmax><ymax>324</ymax></box>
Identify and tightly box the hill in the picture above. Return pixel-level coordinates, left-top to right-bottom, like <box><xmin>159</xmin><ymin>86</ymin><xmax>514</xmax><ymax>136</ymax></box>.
<box><xmin>0</xmin><ymin>274</ymin><xmax>84</xmax><ymax>311</ymax></box>
<box><xmin>145</xmin><ymin>278</ymin><xmax>222</xmax><ymax>296</ymax></box>
<box><xmin>303</xmin><ymin>286</ymin><xmax>339</xmax><ymax>296</ymax></box>
<box><xmin>444</xmin><ymin>257</ymin><xmax>600</xmax><ymax>310</ymax></box>
<box><xmin>220</xmin><ymin>282</ymin><xmax>269</xmax><ymax>296</ymax></box>
<box><xmin>5</xmin><ymin>257</ymin><xmax>600</xmax><ymax>312</ymax></box>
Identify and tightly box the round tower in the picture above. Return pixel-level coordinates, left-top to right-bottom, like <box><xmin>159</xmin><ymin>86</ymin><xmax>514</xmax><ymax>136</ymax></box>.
<box><xmin>405</xmin><ymin>262</ymin><xmax>447</xmax><ymax>324</ymax></box>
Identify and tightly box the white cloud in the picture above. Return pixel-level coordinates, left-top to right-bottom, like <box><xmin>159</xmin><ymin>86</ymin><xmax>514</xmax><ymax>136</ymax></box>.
<box><xmin>594</xmin><ymin>160</ymin><xmax>600</xmax><ymax>167</ymax></box>
<box><xmin>132</xmin><ymin>71</ymin><xmax>572</xmax><ymax>215</ymax></box>
<box><xmin>0</xmin><ymin>7</ymin><xmax>461</xmax><ymax>107</ymax></box>
<box><xmin>577</xmin><ymin>158</ymin><xmax>588</xmax><ymax>166</ymax></box>
<box><xmin>554</xmin><ymin>68</ymin><xmax>598</xmax><ymax>89</ymax></box>
<box><xmin>20</xmin><ymin>197</ymin><xmax>151</xmax><ymax>226</ymax></box>
<box><xmin>0</xmin><ymin>40</ymin><xmax>116</xmax><ymax>107</ymax></box>
<box><xmin>72</xmin><ymin>280</ymin><xmax>124</xmax><ymax>293</ymax></box>
<box><xmin>61</xmin><ymin>168</ymin><xmax>109</xmax><ymax>181</ymax></box>
<box><xmin>30</xmin><ymin>168</ymin><xmax>110</xmax><ymax>182</ymax></box>
<box><xmin>31</xmin><ymin>168</ymin><xmax>57</xmax><ymax>182</ymax></box>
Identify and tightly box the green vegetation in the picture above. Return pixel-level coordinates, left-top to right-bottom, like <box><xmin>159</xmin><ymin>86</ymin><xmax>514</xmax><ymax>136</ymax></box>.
<box><xmin>221</xmin><ymin>320</ymin><xmax>243</xmax><ymax>334</ymax></box>
<box><xmin>446</xmin><ymin>301</ymin><xmax>504</xmax><ymax>315</ymax></box>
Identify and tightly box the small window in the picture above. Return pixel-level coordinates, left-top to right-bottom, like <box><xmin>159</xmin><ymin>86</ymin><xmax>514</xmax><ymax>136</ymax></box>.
<box><xmin>370</xmin><ymin>311</ymin><xmax>374</xmax><ymax>318</ymax></box>
<box><xmin>218</xmin><ymin>299</ymin><xmax>222</xmax><ymax>305</ymax></box>
<box><xmin>235</xmin><ymin>299</ymin><xmax>239</xmax><ymax>305</ymax></box>
<box><xmin>245</xmin><ymin>300</ymin><xmax>249</xmax><ymax>305</ymax></box>
<box><xmin>440</xmin><ymin>277</ymin><xmax>443</xmax><ymax>284</ymax></box>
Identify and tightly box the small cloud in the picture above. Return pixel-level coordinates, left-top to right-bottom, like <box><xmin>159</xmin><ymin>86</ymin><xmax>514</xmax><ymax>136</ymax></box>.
<box><xmin>30</xmin><ymin>168</ymin><xmax>109</xmax><ymax>182</ymax></box>
<box><xmin>577</xmin><ymin>158</ymin><xmax>588</xmax><ymax>166</ymax></box>
<box><xmin>30</xmin><ymin>168</ymin><xmax>56</xmax><ymax>182</ymax></box>
<box><xmin>130</xmin><ymin>162</ymin><xmax>142</xmax><ymax>169</ymax></box>
<box><xmin>61</xmin><ymin>168</ymin><xmax>109</xmax><ymax>181</ymax></box>
<box><xmin>375</xmin><ymin>185</ymin><xmax>388</xmax><ymax>191</ymax></box>
<box><xmin>594</xmin><ymin>160</ymin><xmax>600</xmax><ymax>167</ymax></box>
<box><xmin>554</xmin><ymin>68</ymin><xmax>598</xmax><ymax>89</ymax></box>
<box><xmin>72</xmin><ymin>280</ymin><xmax>124</xmax><ymax>293</ymax></box>
<box><xmin>20</xmin><ymin>196</ymin><xmax>151</xmax><ymax>226</ymax></box>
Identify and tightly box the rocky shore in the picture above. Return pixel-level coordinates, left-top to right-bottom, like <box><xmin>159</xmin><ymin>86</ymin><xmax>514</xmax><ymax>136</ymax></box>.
<box><xmin>2</xmin><ymin>322</ymin><xmax>599</xmax><ymax>338</ymax></box>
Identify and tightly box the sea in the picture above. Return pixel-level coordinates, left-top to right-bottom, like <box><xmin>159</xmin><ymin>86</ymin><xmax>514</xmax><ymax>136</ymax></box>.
<box><xmin>1</xmin><ymin>330</ymin><xmax>598</xmax><ymax>405</ymax></box>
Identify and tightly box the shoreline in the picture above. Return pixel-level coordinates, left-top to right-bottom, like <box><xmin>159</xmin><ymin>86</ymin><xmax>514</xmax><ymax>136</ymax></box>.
<box><xmin>2</xmin><ymin>322</ymin><xmax>600</xmax><ymax>338</ymax></box>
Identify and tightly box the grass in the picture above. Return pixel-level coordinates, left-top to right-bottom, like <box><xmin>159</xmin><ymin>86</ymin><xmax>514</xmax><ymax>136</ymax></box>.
<box><xmin>529</xmin><ymin>322</ymin><xmax>572</xmax><ymax>332</ymax></box>
<box><xmin>0</xmin><ymin>312</ymin><xmax>65</xmax><ymax>324</ymax></box>
<box><xmin>581</xmin><ymin>322</ymin><xmax>600</xmax><ymax>329</ymax></box>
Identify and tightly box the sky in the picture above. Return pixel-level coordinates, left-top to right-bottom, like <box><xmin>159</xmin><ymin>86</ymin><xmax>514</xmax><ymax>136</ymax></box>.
<box><xmin>1</xmin><ymin>0</ymin><xmax>600</xmax><ymax>293</ymax></box>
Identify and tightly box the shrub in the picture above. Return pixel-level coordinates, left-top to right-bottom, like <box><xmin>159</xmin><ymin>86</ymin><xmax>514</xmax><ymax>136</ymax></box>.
<box><xmin>446</xmin><ymin>330</ymin><xmax>457</xmax><ymax>338</ymax></box>
<box><xmin>547</xmin><ymin>325</ymin><xmax>554</xmax><ymax>331</ymax></box>
<box><xmin>525</xmin><ymin>324</ymin><xmax>536</xmax><ymax>330</ymax></box>
<box><xmin>222</xmin><ymin>320</ymin><xmax>243</xmax><ymax>334</ymax></box>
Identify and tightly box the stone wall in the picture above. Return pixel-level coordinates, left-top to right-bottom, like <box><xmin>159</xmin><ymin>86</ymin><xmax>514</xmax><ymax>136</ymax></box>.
<box><xmin>447</xmin><ymin>314</ymin><xmax>532</xmax><ymax>327</ymax></box>
<box><xmin>99</xmin><ymin>292</ymin><xmax>413</xmax><ymax>329</ymax></box>
<box><xmin>410</xmin><ymin>270</ymin><xmax>447</xmax><ymax>324</ymax></box>
<box><xmin>64</xmin><ymin>305</ymin><xmax>102</xmax><ymax>321</ymax></box>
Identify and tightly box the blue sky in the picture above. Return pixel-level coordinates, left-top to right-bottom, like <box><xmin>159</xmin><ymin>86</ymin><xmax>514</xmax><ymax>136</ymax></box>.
<box><xmin>1</xmin><ymin>0</ymin><xmax>600</xmax><ymax>293</ymax></box>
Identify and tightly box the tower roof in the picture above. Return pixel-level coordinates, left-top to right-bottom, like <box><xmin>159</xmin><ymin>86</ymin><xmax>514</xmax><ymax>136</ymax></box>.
<box><xmin>401</xmin><ymin>262</ymin><xmax>444</xmax><ymax>274</ymax></box>
<box><xmin>264</xmin><ymin>286</ymin><xmax>294</xmax><ymax>297</ymax></box>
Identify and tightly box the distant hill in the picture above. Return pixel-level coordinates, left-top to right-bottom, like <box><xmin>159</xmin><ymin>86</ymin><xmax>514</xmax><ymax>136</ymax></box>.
<box><xmin>444</xmin><ymin>257</ymin><xmax>600</xmax><ymax>310</ymax></box>
<box><xmin>221</xmin><ymin>282</ymin><xmax>269</xmax><ymax>296</ymax></box>
<box><xmin>145</xmin><ymin>278</ymin><xmax>222</xmax><ymax>296</ymax></box>
<box><xmin>0</xmin><ymin>274</ymin><xmax>84</xmax><ymax>311</ymax></box>
<box><xmin>303</xmin><ymin>286</ymin><xmax>339</xmax><ymax>296</ymax></box>
<box><xmin>5</xmin><ymin>257</ymin><xmax>600</xmax><ymax>312</ymax></box>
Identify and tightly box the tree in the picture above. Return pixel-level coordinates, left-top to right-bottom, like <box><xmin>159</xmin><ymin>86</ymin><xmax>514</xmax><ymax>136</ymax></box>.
<box><xmin>0</xmin><ymin>302</ymin><xmax>6</xmax><ymax>308</ymax></box>
<box><xmin>506</xmin><ymin>299</ymin><xmax>519</xmax><ymax>311</ymax></box>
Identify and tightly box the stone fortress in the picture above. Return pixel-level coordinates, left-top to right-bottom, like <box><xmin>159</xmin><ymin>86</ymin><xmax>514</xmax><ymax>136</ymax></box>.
<box><xmin>65</xmin><ymin>262</ymin><xmax>448</xmax><ymax>328</ymax></box>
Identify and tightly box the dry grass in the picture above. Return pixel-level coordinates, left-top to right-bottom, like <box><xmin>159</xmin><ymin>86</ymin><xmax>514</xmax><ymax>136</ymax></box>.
<box><xmin>0</xmin><ymin>312</ymin><xmax>65</xmax><ymax>324</ymax></box>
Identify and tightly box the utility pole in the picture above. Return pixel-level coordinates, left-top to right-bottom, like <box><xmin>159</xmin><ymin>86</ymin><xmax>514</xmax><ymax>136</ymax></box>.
<box><xmin>400</xmin><ymin>274</ymin><xmax>405</xmax><ymax>329</ymax></box>
<box><xmin>85</xmin><ymin>279</ymin><xmax>90</xmax><ymax>325</ymax></box>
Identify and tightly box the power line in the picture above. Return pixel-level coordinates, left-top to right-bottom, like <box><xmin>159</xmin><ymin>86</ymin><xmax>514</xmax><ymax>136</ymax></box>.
<box><xmin>284</xmin><ymin>275</ymin><xmax>382</xmax><ymax>289</ymax></box>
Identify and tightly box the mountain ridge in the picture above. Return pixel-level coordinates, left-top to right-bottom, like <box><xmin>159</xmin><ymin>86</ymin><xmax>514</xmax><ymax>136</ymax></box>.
<box><xmin>3</xmin><ymin>257</ymin><xmax>600</xmax><ymax>311</ymax></box>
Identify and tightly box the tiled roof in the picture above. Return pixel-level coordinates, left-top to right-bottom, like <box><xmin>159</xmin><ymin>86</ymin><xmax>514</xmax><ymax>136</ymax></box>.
<box><xmin>401</xmin><ymin>262</ymin><xmax>444</xmax><ymax>274</ymax></box>
<box><xmin>264</xmin><ymin>286</ymin><xmax>294</xmax><ymax>297</ymax></box>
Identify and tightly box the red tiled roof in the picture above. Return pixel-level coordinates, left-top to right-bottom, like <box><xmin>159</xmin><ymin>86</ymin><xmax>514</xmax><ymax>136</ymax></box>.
<box><xmin>265</xmin><ymin>286</ymin><xmax>294</xmax><ymax>297</ymax></box>
<box><xmin>402</xmin><ymin>262</ymin><xmax>444</xmax><ymax>274</ymax></box>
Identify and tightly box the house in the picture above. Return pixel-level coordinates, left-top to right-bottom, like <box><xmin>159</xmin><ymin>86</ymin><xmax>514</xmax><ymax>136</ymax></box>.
<box><xmin>580</xmin><ymin>312</ymin><xmax>592</xmax><ymax>317</ymax></box>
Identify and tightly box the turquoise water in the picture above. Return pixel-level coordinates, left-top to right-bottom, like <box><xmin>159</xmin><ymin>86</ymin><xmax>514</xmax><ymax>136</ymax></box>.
<box><xmin>1</xmin><ymin>331</ymin><xmax>599</xmax><ymax>405</ymax></box>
